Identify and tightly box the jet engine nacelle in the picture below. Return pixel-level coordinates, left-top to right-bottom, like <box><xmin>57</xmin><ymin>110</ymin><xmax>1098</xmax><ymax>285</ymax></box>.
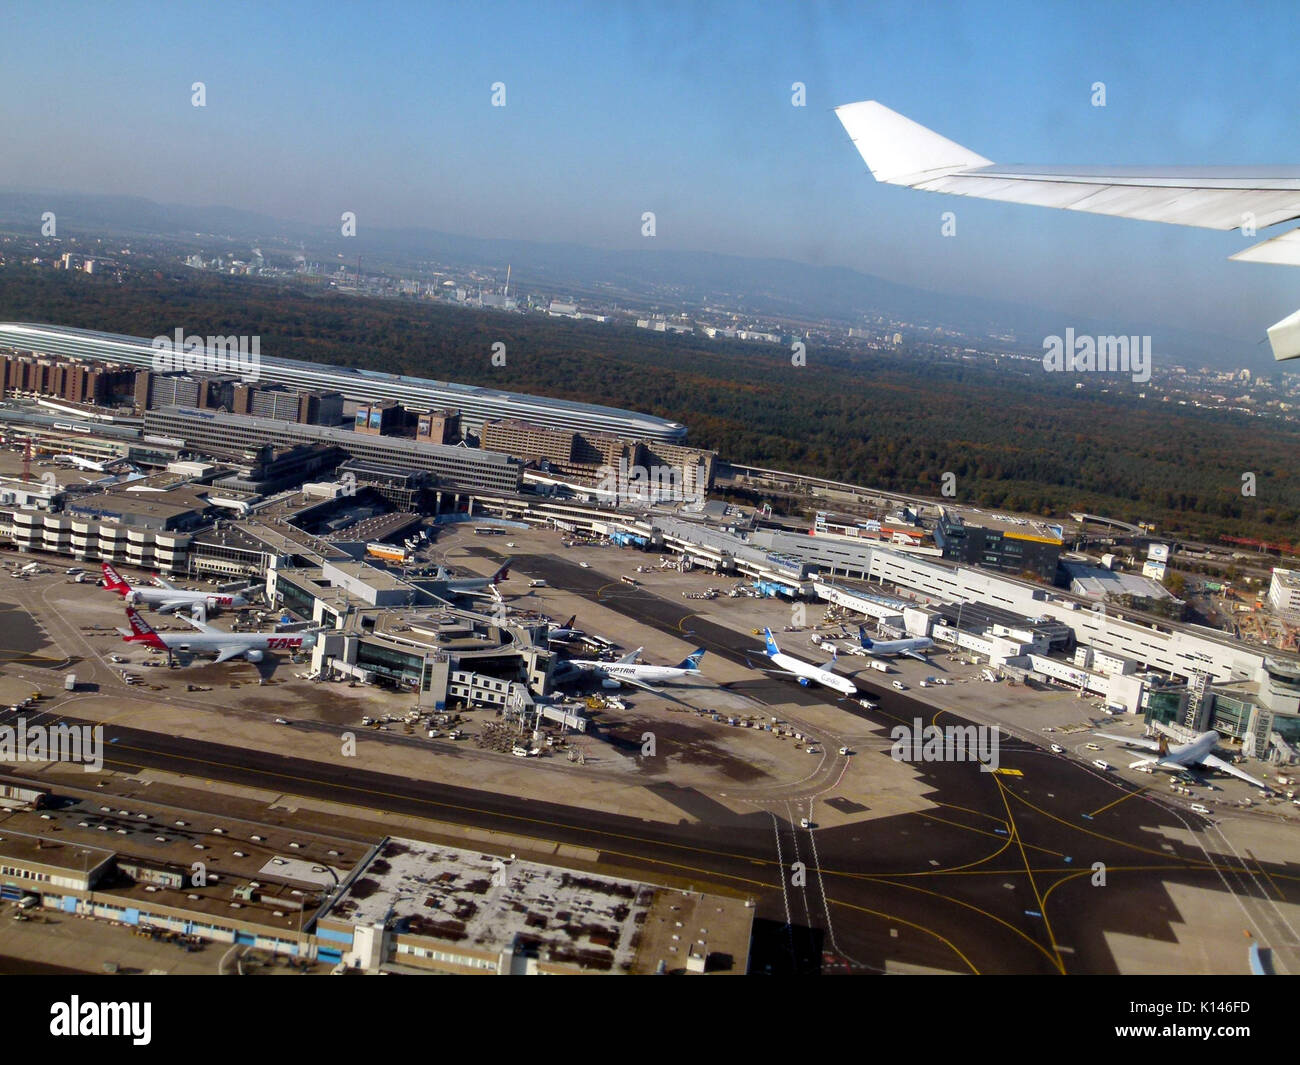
<box><xmin>601</xmin><ymin>678</ymin><xmax>620</xmax><ymax>689</ymax></box>
<box><xmin>244</xmin><ymin>649</ymin><xmax>264</xmax><ymax>663</ymax></box>
<box><xmin>798</xmin><ymin>676</ymin><xmax>811</xmax><ymax>687</ymax></box>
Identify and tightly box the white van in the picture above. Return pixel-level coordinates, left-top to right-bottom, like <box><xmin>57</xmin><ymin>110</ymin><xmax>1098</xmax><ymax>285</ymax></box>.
<box><xmin>892</xmin><ymin>680</ymin><xmax>907</xmax><ymax>691</ymax></box>
<box><xmin>1190</xmin><ymin>803</ymin><xmax>1210</xmax><ymax>814</ymax></box>
<box><xmin>1093</xmin><ymin>759</ymin><xmax>1111</xmax><ymax>771</ymax></box>
<box><xmin>528</xmin><ymin>579</ymin><xmax>547</xmax><ymax>588</ymax></box>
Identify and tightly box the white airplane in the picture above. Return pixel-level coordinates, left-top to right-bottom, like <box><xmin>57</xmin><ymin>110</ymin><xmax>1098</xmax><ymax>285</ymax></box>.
<box><xmin>53</xmin><ymin>454</ymin><xmax>106</xmax><ymax>472</ymax></box>
<box><xmin>117</xmin><ymin>606</ymin><xmax>317</xmax><ymax>665</ymax></box>
<box><xmin>102</xmin><ymin>563</ymin><xmax>250</xmax><ymax>615</ymax></box>
<box><xmin>850</xmin><ymin>625</ymin><xmax>933</xmax><ymax>662</ymax></box>
<box><xmin>424</xmin><ymin>559</ymin><xmax>512</xmax><ymax>600</ymax></box>
<box><xmin>565</xmin><ymin>647</ymin><xmax>706</xmax><ymax>692</ymax></box>
<box><xmin>834</xmin><ymin>99</ymin><xmax>1300</xmax><ymax>362</ymax></box>
<box><xmin>758</xmin><ymin>628</ymin><xmax>857</xmax><ymax>696</ymax></box>
<box><xmin>1092</xmin><ymin>729</ymin><xmax>1268</xmax><ymax>789</ymax></box>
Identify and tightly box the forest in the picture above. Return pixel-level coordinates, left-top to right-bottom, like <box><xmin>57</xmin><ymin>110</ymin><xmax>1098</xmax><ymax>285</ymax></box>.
<box><xmin>0</xmin><ymin>264</ymin><xmax>1295</xmax><ymax>544</ymax></box>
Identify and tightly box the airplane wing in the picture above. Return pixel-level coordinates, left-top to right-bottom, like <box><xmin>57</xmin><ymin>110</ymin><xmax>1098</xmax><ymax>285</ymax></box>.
<box><xmin>616</xmin><ymin>647</ymin><xmax>643</xmax><ymax>666</ymax></box>
<box><xmin>834</xmin><ymin>99</ymin><xmax>1300</xmax><ymax>360</ymax></box>
<box><xmin>902</xmin><ymin>649</ymin><xmax>929</xmax><ymax>662</ymax></box>
<box><xmin>1200</xmin><ymin>753</ymin><xmax>1268</xmax><ymax>789</ymax></box>
<box><xmin>157</xmin><ymin>599</ymin><xmax>190</xmax><ymax>614</ymax></box>
<box><xmin>212</xmin><ymin>644</ymin><xmax>247</xmax><ymax>665</ymax></box>
<box><xmin>1092</xmin><ymin>732</ymin><xmax>1161</xmax><ymax>751</ymax></box>
<box><xmin>615</xmin><ymin>674</ymin><xmax>696</xmax><ymax>707</ymax></box>
<box><xmin>177</xmin><ymin>614</ymin><xmax>220</xmax><ymax>634</ymax></box>
<box><xmin>152</xmin><ymin>575</ymin><xmax>177</xmax><ymax>591</ymax></box>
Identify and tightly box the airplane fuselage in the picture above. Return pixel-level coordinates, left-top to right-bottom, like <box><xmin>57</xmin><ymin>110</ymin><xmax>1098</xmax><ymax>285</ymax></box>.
<box><xmin>768</xmin><ymin>650</ymin><xmax>857</xmax><ymax>696</ymax></box>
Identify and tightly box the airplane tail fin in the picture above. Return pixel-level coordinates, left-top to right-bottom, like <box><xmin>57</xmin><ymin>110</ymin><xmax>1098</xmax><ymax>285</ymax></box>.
<box><xmin>122</xmin><ymin>607</ymin><xmax>166</xmax><ymax>649</ymax></box>
<box><xmin>677</xmin><ymin>649</ymin><xmax>706</xmax><ymax>671</ymax></box>
<box><xmin>763</xmin><ymin>628</ymin><xmax>781</xmax><ymax>656</ymax></box>
<box><xmin>563</xmin><ymin>615</ymin><xmax>575</xmax><ymax>630</ymax></box>
<box><xmin>491</xmin><ymin>559</ymin><xmax>513</xmax><ymax>584</ymax></box>
<box><xmin>1157</xmin><ymin>735</ymin><xmax>1169</xmax><ymax>756</ymax></box>
<box><xmin>858</xmin><ymin>627</ymin><xmax>873</xmax><ymax>649</ymax></box>
<box><xmin>834</xmin><ymin>100</ymin><xmax>993</xmax><ymax>186</ymax></box>
<box><xmin>101</xmin><ymin>562</ymin><xmax>129</xmax><ymax>594</ymax></box>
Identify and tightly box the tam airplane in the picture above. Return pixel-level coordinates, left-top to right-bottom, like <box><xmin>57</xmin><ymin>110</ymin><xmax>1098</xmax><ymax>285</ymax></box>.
<box><xmin>102</xmin><ymin>563</ymin><xmax>250</xmax><ymax>615</ymax></box>
<box><xmin>759</xmin><ymin>628</ymin><xmax>857</xmax><ymax>697</ymax></box>
<box><xmin>118</xmin><ymin>607</ymin><xmax>317</xmax><ymax>665</ymax></box>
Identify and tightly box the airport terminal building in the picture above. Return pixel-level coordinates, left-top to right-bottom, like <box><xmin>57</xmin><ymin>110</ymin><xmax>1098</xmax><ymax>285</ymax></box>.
<box><xmin>0</xmin><ymin>323</ymin><xmax>688</xmax><ymax>441</ymax></box>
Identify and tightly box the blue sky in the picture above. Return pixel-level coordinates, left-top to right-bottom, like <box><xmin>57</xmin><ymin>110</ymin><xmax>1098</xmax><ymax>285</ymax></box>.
<box><xmin>4</xmin><ymin>0</ymin><xmax>1299</xmax><ymax>356</ymax></box>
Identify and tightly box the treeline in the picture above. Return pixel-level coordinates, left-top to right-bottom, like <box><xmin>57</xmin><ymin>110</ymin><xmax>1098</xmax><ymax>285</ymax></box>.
<box><xmin>0</xmin><ymin>264</ymin><xmax>1296</xmax><ymax>543</ymax></box>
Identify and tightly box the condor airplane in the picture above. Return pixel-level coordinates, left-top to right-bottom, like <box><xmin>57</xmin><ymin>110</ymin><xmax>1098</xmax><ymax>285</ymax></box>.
<box><xmin>758</xmin><ymin>628</ymin><xmax>857</xmax><ymax>697</ymax></box>
<box><xmin>850</xmin><ymin>626</ymin><xmax>933</xmax><ymax>662</ymax></box>
<box><xmin>118</xmin><ymin>607</ymin><xmax>317</xmax><ymax>665</ymax></box>
<box><xmin>835</xmin><ymin>99</ymin><xmax>1300</xmax><ymax>362</ymax></box>
<box><xmin>1092</xmin><ymin>728</ymin><xmax>1268</xmax><ymax>789</ymax></box>
<box><xmin>102</xmin><ymin>563</ymin><xmax>250</xmax><ymax>615</ymax></box>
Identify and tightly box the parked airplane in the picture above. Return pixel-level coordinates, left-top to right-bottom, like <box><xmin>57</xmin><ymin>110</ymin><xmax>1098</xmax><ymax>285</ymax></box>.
<box><xmin>117</xmin><ymin>607</ymin><xmax>317</xmax><ymax>665</ymax></box>
<box><xmin>102</xmin><ymin>563</ymin><xmax>251</xmax><ymax>615</ymax></box>
<box><xmin>834</xmin><ymin>99</ymin><xmax>1300</xmax><ymax>362</ymax></box>
<box><xmin>52</xmin><ymin>454</ymin><xmax>106</xmax><ymax>472</ymax></box>
<box><xmin>758</xmin><ymin>628</ymin><xmax>857</xmax><ymax>696</ymax></box>
<box><xmin>566</xmin><ymin>647</ymin><xmax>707</xmax><ymax>692</ymax></box>
<box><xmin>547</xmin><ymin>615</ymin><xmax>585</xmax><ymax>643</ymax></box>
<box><xmin>850</xmin><ymin>626</ymin><xmax>933</xmax><ymax>661</ymax></box>
<box><xmin>423</xmin><ymin>559</ymin><xmax>512</xmax><ymax>600</ymax></box>
<box><xmin>1092</xmin><ymin>729</ymin><xmax>1268</xmax><ymax>789</ymax></box>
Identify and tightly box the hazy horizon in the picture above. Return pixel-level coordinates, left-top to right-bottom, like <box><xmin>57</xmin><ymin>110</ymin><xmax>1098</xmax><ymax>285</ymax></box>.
<box><xmin>4</xmin><ymin>1</ymin><xmax>1298</xmax><ymax>361</ymax></box>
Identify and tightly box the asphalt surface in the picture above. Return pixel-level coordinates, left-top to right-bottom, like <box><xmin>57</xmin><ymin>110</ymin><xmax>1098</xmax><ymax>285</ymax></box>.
<box><xmin>4</xmin><ymin>546</ymin><xmax>1294</xmax><ymax>974</ymax></box>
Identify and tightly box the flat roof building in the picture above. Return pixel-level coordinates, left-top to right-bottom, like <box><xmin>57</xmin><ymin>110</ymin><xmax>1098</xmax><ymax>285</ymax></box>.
<box><xmin>143</xmin><ymin>406</ymin><xmax>523</xmax><ymax>494</ymax></box>
<box><xmin>0</xmin><ymin>323</ymin><xmax>687</xmax><ymax>441</ymax></box>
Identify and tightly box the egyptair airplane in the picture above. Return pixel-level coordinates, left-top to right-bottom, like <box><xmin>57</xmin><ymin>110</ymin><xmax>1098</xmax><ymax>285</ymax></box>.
<box><xmin>834</xmin><ymin>99</ymin><xmax>1300</xmax><ymax>361</ymax></box>
<box><xmin>565</xmin><ymin>647</ymin><xmax>707</xmax><ymax>693</ymax></box>
<box><xmin>1092</xmin><ymin>728</ymin><xmax>1268</xmax><ymax>789</ymax></box>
